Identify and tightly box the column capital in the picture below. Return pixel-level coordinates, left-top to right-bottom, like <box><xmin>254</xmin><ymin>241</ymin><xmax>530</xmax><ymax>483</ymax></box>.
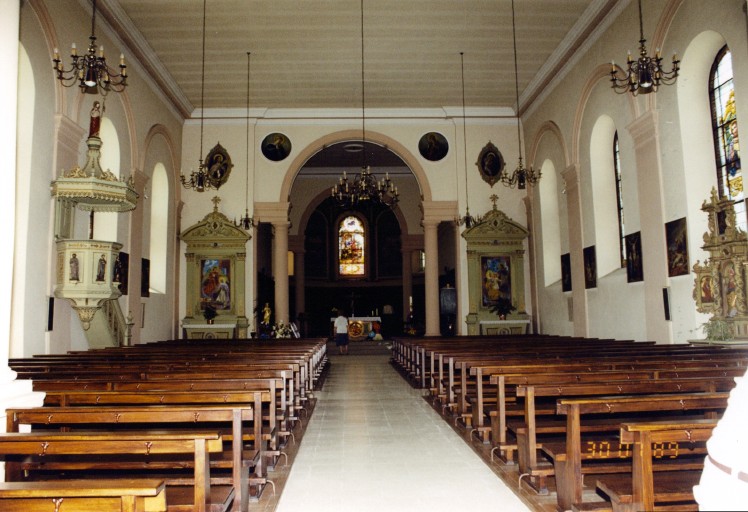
<box><xmin>421</xmin><ymin>200</ymin><xmax>458</xmax><ymax>224</ymax></box>
<box><xmin>254</xmin><ymin>201</ymin><xmax>291</xmax><ymax>224</ymax></box>
<box><xmin>626</xmin><ymin>110</ymin><xmax>659</xmax><ymax>145</ymax></box>
<box><xmin>561</xmin><ymin>164</ymin><xmax>579</xmax><ymax>190</ymax></box>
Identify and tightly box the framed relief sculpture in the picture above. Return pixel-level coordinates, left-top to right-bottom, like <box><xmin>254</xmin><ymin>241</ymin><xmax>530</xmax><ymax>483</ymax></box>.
<box><xmin>476</xmin><ymin>141</ymin><xmax>505</xmax><ymax>187</ymax></box>
<box><xmin>204</xmin><ymin>142</ymin><xmax>233</xmax><ymax>189</ymax></box>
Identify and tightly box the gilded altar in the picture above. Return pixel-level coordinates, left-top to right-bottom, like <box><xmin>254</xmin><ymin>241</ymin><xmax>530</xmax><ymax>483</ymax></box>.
<box><xmin>692</xmin><ymin>188</ymin><xmax>748</xmax><ymax>341</ymax></box>
<box><xmin>462</xmin><ymin>198</ymin><xmax>530</xmax><ymax>336</ymax></box>
<box><xmin>180</xmin><ymin>197</ymin><xmax>251</xmax><ymax>339</ymax></box>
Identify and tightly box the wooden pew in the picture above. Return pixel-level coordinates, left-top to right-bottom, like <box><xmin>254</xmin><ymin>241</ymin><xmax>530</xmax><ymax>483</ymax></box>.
<box><xmin>0</xmin><ymin>431</ymin><xmax>230</xmax><ymax>512</ymax></box>
<box><xmin>0</xmin><ymin>479</ymin><xmax>166</xmax><ymax>512</ymax></box>
<box><xmin>595</xmin><ymin>419</ymin><xmax>717</xmax><ymax>512</ymax></box>
<box><xmin>40</xmin><ymin>389</ymin><xmax>281</xmax><ymax>472</ymax></box>
<box><xmin>6</xmin><ymin>404</ymin><xmax>263</xmax><ymax>510</ymax></box>
<box><xmin>544</xmin><ymin>392</ymin><xmax>728</xmax><ymax>511</ymax></box>
<box><xmin>510</xmin><ymin>377</ymin><xmax>734</xmax><ymax>491</ymax></box>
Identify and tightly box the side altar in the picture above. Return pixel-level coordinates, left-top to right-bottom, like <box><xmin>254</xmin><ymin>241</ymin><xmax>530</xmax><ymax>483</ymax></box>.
<box><xmin>180</xmin><ymin>197</ymin><xmax>251</xmax><ymax>339</ymax></box>
<box><xmin>692</xmin><ymin>188</ymin><xmax>748</xmax><ymax>342</ymax></box>
<box><xmin>462</xmin><ymin>195</ymin><xmax>530</xmax><ymax>335</ymax></box>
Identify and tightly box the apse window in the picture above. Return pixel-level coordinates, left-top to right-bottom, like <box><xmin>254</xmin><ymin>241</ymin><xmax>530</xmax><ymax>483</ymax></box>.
<box><xmin>339</xmin><ymin>215</ymin><xmax>365</xmax><ymax>276</ymax></box>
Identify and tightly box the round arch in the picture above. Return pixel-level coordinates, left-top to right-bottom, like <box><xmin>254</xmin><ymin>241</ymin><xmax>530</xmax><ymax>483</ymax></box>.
<box><xmin>25</xmin><ymin>0</ymin><xmax>66</xmax><ymax>115</ymax></box>
<box><xmin>142</xmin><ymin>124</ymin><xmax>181</xmax><ymax>208</ymax></box>
<box><xmin>279</xmin><ymin>129</ymin><xmax>433</xmax><ymax>204</ymax></box>
<box><xmin>571</xmin><ymin>63</ymin><xmax>638</xmax><ymax>166</ymax></box>
<box><xmin>528</xmin><ymin>120</ymin><xmax>570</xmax><ymax>170</ymax></box>
<box><xmin>295</xmin><ymin>187</ymin><xmax>410</xmax><ymax>239</ymax></box>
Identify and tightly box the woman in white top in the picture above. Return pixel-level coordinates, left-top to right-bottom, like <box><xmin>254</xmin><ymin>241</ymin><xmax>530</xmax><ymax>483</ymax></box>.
<box><xmin>333</xmin><ymin>309</ymin><xmax>349</xmax><ymax>355</ymax></box>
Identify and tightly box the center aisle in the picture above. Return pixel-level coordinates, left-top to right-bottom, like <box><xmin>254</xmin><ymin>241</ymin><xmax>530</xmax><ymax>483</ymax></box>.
<box><xmin>275</xmin><ymin>349</ymin><xmax>531</xmax><ymax>512</ymax></box>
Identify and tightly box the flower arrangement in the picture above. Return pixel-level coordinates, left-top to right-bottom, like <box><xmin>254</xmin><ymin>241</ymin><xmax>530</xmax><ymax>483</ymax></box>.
<box><xmin>701</xmin><ymin>319</ymin><xmax>734</xmax><ymax>341</ymax></box>
<box><xmin>271</xmin><ymin>321</ymin><xmax>293</xmax><ymax>339</ymax></box>
<box><xmin>203</xmin><ymin>304</ymin><xmax>218</xmax><ymax>323</ymax></box>
<box><xmin>490</xmin><ymin>298</ymin><xmax>516</xmax><ymax>319</ymax></box>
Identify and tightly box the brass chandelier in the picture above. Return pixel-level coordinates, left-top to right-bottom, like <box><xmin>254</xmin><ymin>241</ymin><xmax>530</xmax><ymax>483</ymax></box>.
<box><xmin>499</xmin><ymin>0</ymin><xmax>541</xmax><ymax>189</ymax></box>
<box><xmin>610</xmin><ymin>0</ymin><xmax>679</xmax><ymax>96</ymax></box>
<box><xmin>52</xmin><ymin>0</ymin><xmax>128</xmax><ymax>95</ymax></box>
<box><xmin>235</xmin><ymin>51</ymin><xmax>254</xmax><ymax>230</ymax></box>
<box><xmin>331</xmin><ymin>0</ymin><xmax>399</xmax><ymax>209</ymax></box>
<box><xmin>180</xmin><ymin>0</ymin><xmax>214</xmax><ymax>192</ymax></box>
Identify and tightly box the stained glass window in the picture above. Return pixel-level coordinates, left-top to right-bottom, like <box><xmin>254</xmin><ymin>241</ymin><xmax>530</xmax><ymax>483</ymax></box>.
<box><xmin>710</xmin><ymin>46</ymin><xmax>746</xmax><ymax>230</ymax></box>
<box><xmin>339</xmin><ymin>215</ymin><xmax>365</xmax><ymax>276</ymax></box>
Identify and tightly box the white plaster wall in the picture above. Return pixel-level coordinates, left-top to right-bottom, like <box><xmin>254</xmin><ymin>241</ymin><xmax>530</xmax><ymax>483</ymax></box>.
<box><xmin>17</xmin><ymin>0</ymin><xmax>183</xmax><ymax>353</ymax></box>
<box><xmin>524</xmin><ymin>0</ymin><xmax>748</xmax><ymax>342</ymax></box>
<box><xmin>14</xmin><ymin>7</ymin><xmax>57</xmax><ymax>357</ymax></box>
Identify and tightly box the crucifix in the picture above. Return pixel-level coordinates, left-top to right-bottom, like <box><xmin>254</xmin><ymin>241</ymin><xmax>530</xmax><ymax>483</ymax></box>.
<box><xmin>211</xmin><ymin>196</ymin><xmax>221</xmax><ymax>211</ymax></box>
<box><xmin>489</xmin><ymin>193</ymin><xmax>499</xmax><ymax>210</ymax></box>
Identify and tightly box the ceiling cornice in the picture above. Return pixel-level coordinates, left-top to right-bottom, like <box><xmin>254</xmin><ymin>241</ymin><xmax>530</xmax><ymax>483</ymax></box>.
<box><xmin>98</xmin><ymin>0</ymin><xmax>193</xmax><ymax>119</ymax></box>
<box><xmin>522</xmin><ymin>0</ymin><xmax>625</xmax><ymax>117</ymax></box>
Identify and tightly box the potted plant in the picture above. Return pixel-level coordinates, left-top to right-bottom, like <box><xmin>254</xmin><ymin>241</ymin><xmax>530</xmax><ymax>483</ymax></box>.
<box><xmin>491</xmin><ymin>297</ymin><xmax>516</xmax><ymax>320</ymax></box>
<box><xmin>203</xmin><ymin>304</ymin><xmax>217</xmax><ymax>324</ymax></box>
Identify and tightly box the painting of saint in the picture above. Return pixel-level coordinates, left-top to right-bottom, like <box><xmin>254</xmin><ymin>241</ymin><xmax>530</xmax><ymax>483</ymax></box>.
<box><xmin>561</xmin><ymin>253</ymin><xmax>571</xmax><ymax>292</ymax></box>
<box><xmin>201</xmin><ymin>259</ymin><xmax>231</xmax><ymax>310</ymax></box>
<box><xmin>583</xmin><ymin>246</ymin><xmax>596</xmax><ymax>289</ymax></box>
<box><xmin>481</xmin><ymin>256</ymin><xmax>511</xmax><ymax>307</ymax></box>
<box><xmin>665</xmin><ymin>218</ymin><xmax>689</xmax><ymax>277</ymax></box>
<box><xmin>700</xmin><ymin>275</ymin><xmax>715</xmax><ymax>304</ymax></box>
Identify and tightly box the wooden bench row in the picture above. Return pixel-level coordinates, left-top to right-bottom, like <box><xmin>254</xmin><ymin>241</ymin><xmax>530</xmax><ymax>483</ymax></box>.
<box><xmin>391</xmin><ymin>335</ymin><xmax>745</xmax><ymax>511</ymax></box>
<box><xmin>3</xmin><ymin>338</ymin><xmax>330</xmax><ymax>512</ymax></box>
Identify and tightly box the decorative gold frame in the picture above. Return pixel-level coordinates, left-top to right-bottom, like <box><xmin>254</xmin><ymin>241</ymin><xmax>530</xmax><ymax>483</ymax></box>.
<box><xmin>204</xmin><ymin>142</ymin><xmax>233</xmax><ymax>189</ymax></box>
<box><xmin>476</xmin><ymin>141</ymin><xmax>505</xmax><ymax>187</ymax></box>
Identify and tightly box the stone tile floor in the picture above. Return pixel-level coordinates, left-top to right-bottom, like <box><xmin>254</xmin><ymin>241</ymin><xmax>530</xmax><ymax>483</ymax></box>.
<box><xmin>274</xmin><ymin>350</ymin><xmax>531</xmax><ymax>512</ymax></box>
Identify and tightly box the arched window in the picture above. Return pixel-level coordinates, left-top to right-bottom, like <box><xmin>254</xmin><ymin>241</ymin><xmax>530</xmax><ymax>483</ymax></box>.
<box><xmin>539</xmin><ymin>159</ymin><xmax>561</xmax><ymax>286</ymax></box>
<box><xmin>613</xmin><ymin>132</ymin><xmax>626</xmax><ymax>267</ymax></box>
<box><xmin>710</xmin><ymin>46</ymin><xmax>746</xmax><ymax>230</ymax></box>
<box><xmin>338</xmin><ymin>215</ymin><xmax>365</xmax><ymax>276</ymax></box>
<box><xmin>149</xmin><ymin>163</ymin><xmax>168</xmax><ymax>293</ymax></box>
<box><xmin>93</xmin><ymin>117</ymin><xmax>121</xmax><ymax>241</ymax></box>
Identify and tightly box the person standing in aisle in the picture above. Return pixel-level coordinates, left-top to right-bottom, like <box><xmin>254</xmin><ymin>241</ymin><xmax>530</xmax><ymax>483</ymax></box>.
<box><xmin>334</xmin><ymin>308</ymin><xmax>349</xmax><ymax>355</ymax></box>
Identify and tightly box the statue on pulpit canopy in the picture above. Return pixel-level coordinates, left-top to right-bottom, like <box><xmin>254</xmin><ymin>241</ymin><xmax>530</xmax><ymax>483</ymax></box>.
<box><xmin>89</xmin><ymin>101</ymin><xmax>102</xmax><ymax>138</ymax></box>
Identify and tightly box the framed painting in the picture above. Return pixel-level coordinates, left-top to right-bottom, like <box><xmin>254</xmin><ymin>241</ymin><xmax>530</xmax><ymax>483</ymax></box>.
<box><xmin>418</xmin><ymin>132</ymin><xmax>449</xmax><ymax>161</ymax></box>
<box><xmin>115</xmin><ymin>251</ymin><xmax>129</xmax><ymax>295</ymax></box>
<box><xmin>201</xmin><ymin>258</ymin><xmax>232</xmax><ymax>311</ymax></box>
<box><xmin>140</xmin><ymin>258</ymin><xmax>150</xmax><ymax>298</ymax></box>
<box><xmin>665</xmin><ymin>217</ymin><xmax>689</xmax><ymax>277</ymax></box>
<box><xmin>625</xmin><ymin>232</ymin><xmax>643</xmax><ymax>283</ymax></box>
<box><xmin>261</xmin><ymin>132</ymin><xmax>292</xmax><ymax>161</ymax></box>
<box><xmin>561</xmin><ymin>253</ymin><xmax>572</xmax><ymax>292</ymax></box>
<box><xmin>583</xmin><ymin>245</ymin><xmax>597</xmax><ymax>289</ymax></box>
<box><xmin>481</xmin><ymin>256</ymin><xmax>511</xmax><ymax>308</ymax></box>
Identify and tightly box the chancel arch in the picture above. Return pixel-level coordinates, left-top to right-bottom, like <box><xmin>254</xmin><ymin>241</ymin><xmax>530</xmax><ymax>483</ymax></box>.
<box><xmin>284</xmin><ymin>139</ymin><xmax>416</xmax><ymax>337</ymax></box>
